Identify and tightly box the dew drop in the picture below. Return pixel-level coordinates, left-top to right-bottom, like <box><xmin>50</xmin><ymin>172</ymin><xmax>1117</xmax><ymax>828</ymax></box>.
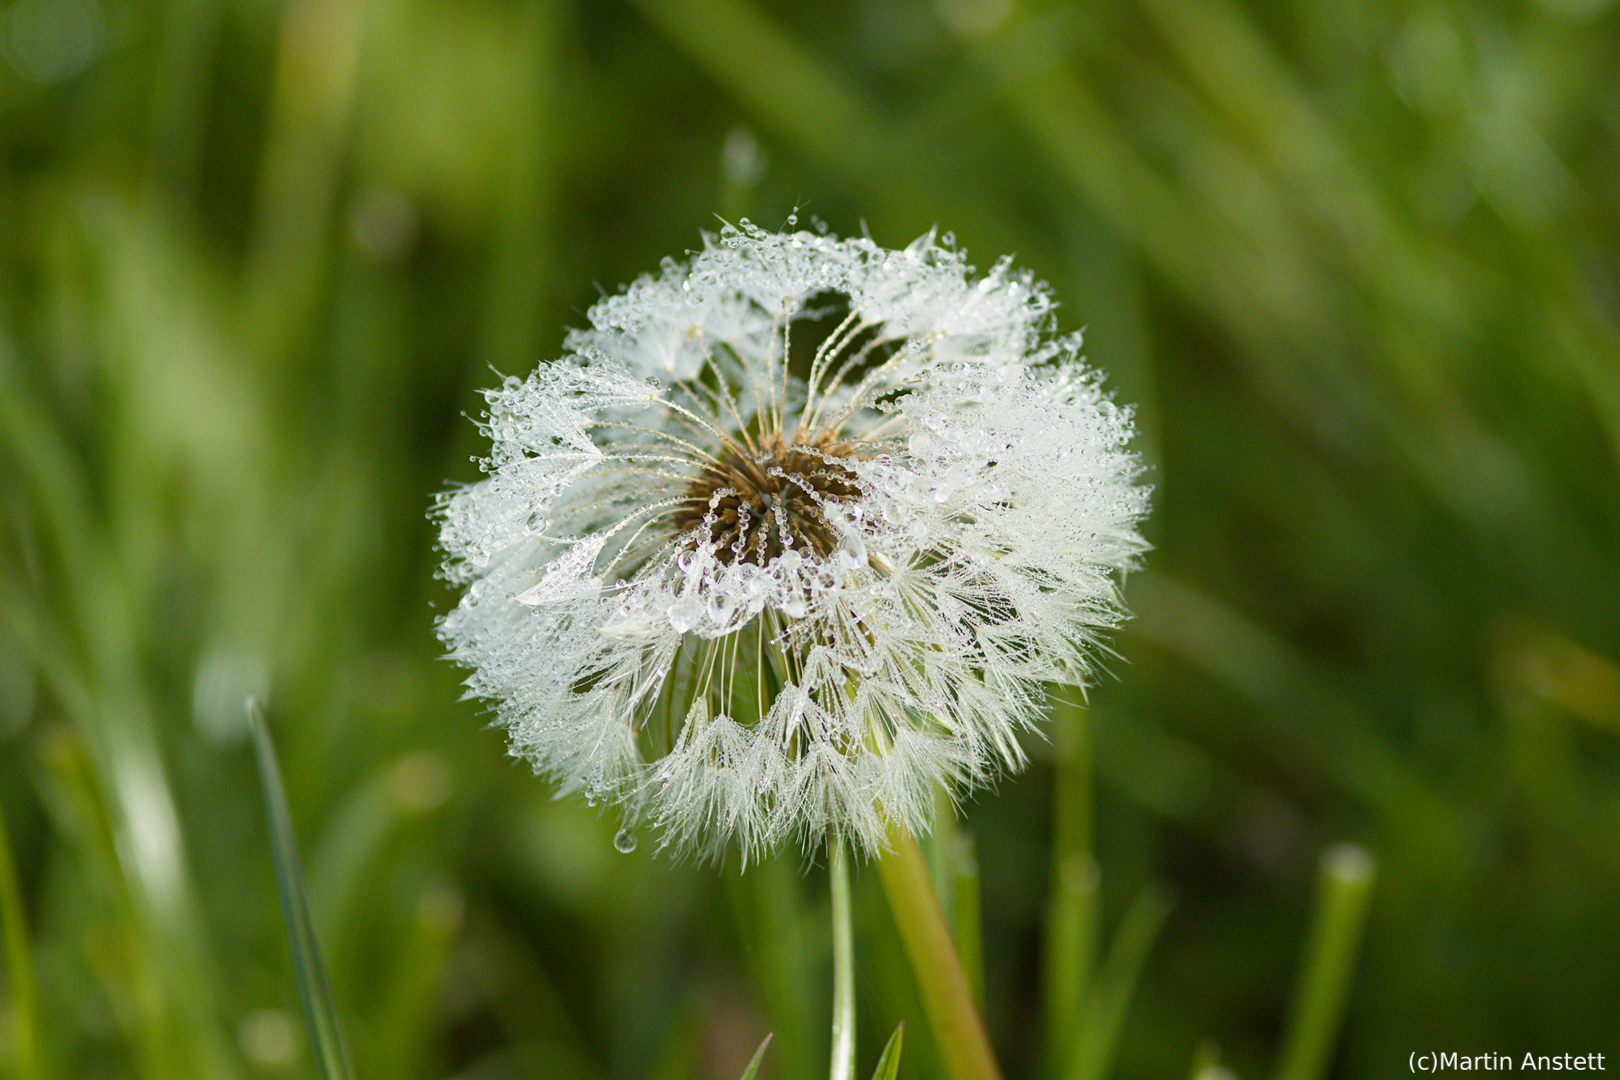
<box><xmin>613</xmin><ymin>829</ymin><xmax>638</xmax><ymax>854</ymax></box>
<box><xmin>668</xmin><ymin>596</ymin><xmax>703</xmax><ymax>633</ymax></box>
<box><xmin>835</xmin><ymin>532</ymin><xmax>867</xmax><ymax>569</ymax></box>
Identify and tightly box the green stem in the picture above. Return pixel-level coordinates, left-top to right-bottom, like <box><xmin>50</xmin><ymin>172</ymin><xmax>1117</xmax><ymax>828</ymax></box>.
<box><xmin>952</xmin><ymin>831</ymin><xmax>985</xmax><ymax>1008</ymax></box>
<box><xmin>0</xmin><ymin>800</ymin><xmax>40</xmax><ymax>1080</ymax></box>
<box><xmin>829</xmin><ymin>834</ymin><xmax>856</xmax><ymax>1080</ymax></box>
<box><xmin>1068</xmin><ymin>885</ymin><xmax>1175</xmax><ymax>1080</ymax></box>
<box><xmin>729</xmin><ymin>859</ymin><xmax>815</xmax><ymax>1080</ymax></box>
<box><xmin>250</xmin><ymin>701</ymin><xmax>354</xmax><ymax>1080</ymax></box>
<box><xmin>1274</xmin><ymin>845</ymin><xmax>1376</xmax><ymax>1080</ymax></box>
<box><xmin>1044</xmin><ymin>694</ymin><xmax>1097</xmax><ymax>1076</ymax></box>
<box><xmin>876</xmin><ymin>824</ymin><xmax>1004</xmax><ymax>1080</ymax></box>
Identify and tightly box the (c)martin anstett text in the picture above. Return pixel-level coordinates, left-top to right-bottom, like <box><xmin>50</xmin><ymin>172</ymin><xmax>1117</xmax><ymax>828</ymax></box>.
<box><xmin>1411</xmin><ymin>1053</ymin><xmax>1607</xmax><ymax>1073</ymax></box>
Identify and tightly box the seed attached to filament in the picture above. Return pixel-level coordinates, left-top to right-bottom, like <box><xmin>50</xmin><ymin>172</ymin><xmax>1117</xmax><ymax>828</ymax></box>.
<box><xmin>671</xmin><ymin>431</ymin><xmax>861</xmax><ymax>565</ymax></box>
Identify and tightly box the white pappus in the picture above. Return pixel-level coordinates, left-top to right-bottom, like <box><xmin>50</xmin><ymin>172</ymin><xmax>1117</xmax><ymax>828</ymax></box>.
<box><xmin>435</xmin><ymin>222</ymin><xmax>1150</xmax><ymax>861</ymax></box>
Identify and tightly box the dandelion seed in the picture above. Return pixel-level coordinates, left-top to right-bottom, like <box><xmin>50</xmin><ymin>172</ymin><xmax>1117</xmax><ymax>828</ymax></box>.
<box><xmin>435</xmin><ymin>222</ymin><xmax>1149</xmax><ymax>861</ymax></box>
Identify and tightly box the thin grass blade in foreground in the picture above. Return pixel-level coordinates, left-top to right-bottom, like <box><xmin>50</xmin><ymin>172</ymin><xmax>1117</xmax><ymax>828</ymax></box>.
<box><xmin>1274</xmin><ymin>845</ymin><xmax>1376</xmax><ymax>1080</ymax></box>
<box><xmin>739</xmin><ymin>1033</ymin><xmax>774</xmax><ymax>1080</ymax></box>
<box><xmin>249</xmin><ymin>698</ymin><xmax>354</xmax><ymax>1080</ymax></box>
<box><xmin>870</xmin><ymin>1024</ymin><xmax>904</xmax><ymax>1080</ymax></box>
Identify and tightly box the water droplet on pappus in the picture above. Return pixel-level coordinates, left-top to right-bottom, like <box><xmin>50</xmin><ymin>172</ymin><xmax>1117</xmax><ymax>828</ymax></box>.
<box><xmin>614</xmin><ymin>829</ymin><xmax>638</xmax><ymax>854</ymax></box>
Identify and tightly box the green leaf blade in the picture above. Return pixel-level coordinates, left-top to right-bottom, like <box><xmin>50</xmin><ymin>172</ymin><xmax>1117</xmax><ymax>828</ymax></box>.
<box><xmin>250</xmin><ymin>699</ymin><xmax>354</xmax><ymax>1080</ymax></box>
<box><xmin>739</xmin><ymin>1033</ymin><xmax>774</xmax><ymax>1080</ymax></box>
<box><xmin>871</xmin><ymin>1023</ymin><xmax>905</xmax><ymax>1080</ymax></box>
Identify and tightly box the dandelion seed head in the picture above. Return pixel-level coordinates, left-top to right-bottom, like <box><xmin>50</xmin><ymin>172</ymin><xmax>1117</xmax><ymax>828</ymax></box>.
<box><xmin>435</xmin><ymin>222</ymin><xmax>1150</xmax><ymax>861</ymax></box>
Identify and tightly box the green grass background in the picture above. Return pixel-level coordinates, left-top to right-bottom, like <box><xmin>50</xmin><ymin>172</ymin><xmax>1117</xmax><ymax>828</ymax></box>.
<box><xmin>2</xmin><ymin>0</ymin><xmax>1618</xmax><ymax>1077</ymax></box>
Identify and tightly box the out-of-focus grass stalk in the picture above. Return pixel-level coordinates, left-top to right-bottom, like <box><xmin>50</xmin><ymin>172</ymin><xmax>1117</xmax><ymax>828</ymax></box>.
<box><xmin>951</xmin><ymin>831</ymin><xmax>984</xmax><ymax>1007</ymax></box>
<box><xmin>630</xmin><ymin>0</ymin><xmax>1022</xmax><ymax>251</ymax></box>
<box><xmin>1</xmin><ymin>348</ymin><xmax>237</xmax><ymax>1080</ymax></box>
<box><xmin>929</xmin><ymin>797</ymin><xmax>984</xmax><ymax>1006</ymax></box>
<box><xmin>876</xmin><ymin>824</ymin><xmax>1003</xmax><ymax>1080</ymax></box>
<box><xmin>1140</xmin><ymin>0</ymin><xmax>1462</xmax><ymax>339</ymax></box>
<box><xmin>729</xmin><ymin>860</ymin><xmax>815</xmax><ymax>1080</ymax></box>
<box><xmin>33</xmin><ymin>708</ymin><xmax>174</xmax><ymax>1080</ymax></box>
<box><xmin>628</xmin><ymin>0</ymin><xmax>874</xmax><ymax>174</ymax></box>
<box><xmin>1066</xmin><ymin>885</ymin><xmax>1174</xmax><ymax>1080</ymax></box>
<box><xmin>1189</xmin><ymin>1040</ymin><xmax>1232</xmax><ymax>1080</ymax></box>
<box><xmin>1130</xmin><ymin>575</ymin><xmax>1460</xmax><ymax>886</ymax></box>
<box><xmin>249</xmin><ymin>701</ymin><xmax>354</xmax><ymax>1080</ymax></box>
<box><xmin>145</xmin><ymin>0</ymin><xmax>224</xmax><ymax>192</ymax></box>
<box><xmin>478</xmin><ymin>0</ymin><xmax>562</xmax><ymax>380</ymax></box>
<box><xmin>307</xmin><ymin>767</ymin><xmax>399</xmax><ymax>963</ymax></box>
<box><xmin>1140</xmin><ymin>0</ymin><xmax>1620</xmax><ymax>469</ymax></box>
<box><xmin>242</xmin><ymin>0</ymin><xmax>362</xmax><ymax>358</ymax></box>
<box><xmin>1274</xmin><ymin>845</ymin><xmax>1376</xmax><ymax>1080</ymax></box>
<box><xmin>829</xmin><ymin>835</ymin><xmax>856</xmax><ymax>1080</ymax></box>
<box><xmin>0</xmin><ymin>800</ymin><xmax>40</xmax><ymax>1080</ymax></box>
<box><xmin>304</xmin><ymin>751</ymin><xmax>453</xmax><ymax>994</ymax></box>
<box><xmin>1044</xmin><ymin>694</ymin><xmax>1097</xmax><ymax>1075</ymax></box>
<box><xmin>969</xmin><ymin>22</ymin><xmax>1254</xmax><ymax>346</ymax></box>
<box><xmin>368</xmin><ymin>880</ymin><xmax>462</xmax><ymax>1079</ymax></box>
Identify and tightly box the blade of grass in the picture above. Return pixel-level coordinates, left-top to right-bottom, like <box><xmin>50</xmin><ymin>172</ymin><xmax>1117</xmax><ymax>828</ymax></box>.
<box><xmin>1129</xmin><ymin>575</ymin><xmax>1460</xmax><ymax>883</ymax></box>
<box><xmin>727</xmin><ymin>856</ymin><xmax>816</xmax><ymax>1080</ymax></box>
<box><xmin>929</xmin><ymin>797</ymin><xmax>984</xmax><ymax>1006</ymax></box>
<box><xmin>876</xmin><ymin>822</ymin><xmax>1003</xmax><ymax>1080</ymax></box>
<box><xmin>951</xmin><ymin>831</ymin><xmax>984</xmax><ymax>1009</ymax></box>
<box><xmin>1274</xmin><ymin>845</ymin><xmax>1376</xmax><ymax>1080</ymax></box>
<box><xmin>0</xmin><ymin>799</ymin><xmax>40</xmax><ymax>1080</ymax></box>
<box><xmin>871</xmin><ymin>1023</ymin><xmax>904</xmax><ymax>1080</ymax></box>
<box><xmin>1188</xmin><ymin>1040</ymin><xmax>1220</xmax><ymax>1080</ymax></box>
<box><xmin>629</xmin><ymin>0</ymin><xmax>1037</xmax><ymax>255</ymax></box>
<box><xmin>249</xmin><ymin>699</ymin><xmax>353</xmax><ymax>1080</ymax></box>
<box><xmin>1044</xmin><ymin>693</ymin><xmax>1097</xmax><ymax>1076</ymax></box>
<box><xmin>1067</xmin><ymin>884</ymin><xmax>1174</xmax><ymax>1080</ymax></box>
<box><xmin>367</xmin><ymin>880</ymin><xmax>463</xmax><ymax>1080</ymax></box>
<box><xmin>739</xmin><ymin>1033</ymin><xmax>774</xmax><ymax>1080</ymax></box>
<box><xmin>2</xmin><ymin>338</ymin><xmax>240</xmax><ymax>1080</ymax></box>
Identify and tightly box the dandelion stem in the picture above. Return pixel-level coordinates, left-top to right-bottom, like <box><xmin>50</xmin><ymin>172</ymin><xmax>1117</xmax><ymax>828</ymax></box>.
<box><xmin>829</xmin><ymin>833</ymin><xmax>857</xmax><ymax>1080</ymax></box>
<box><xmin>877</xmin><ymin>823</ymin><xmax>1004</xmax><ymax>1080</ymax></box>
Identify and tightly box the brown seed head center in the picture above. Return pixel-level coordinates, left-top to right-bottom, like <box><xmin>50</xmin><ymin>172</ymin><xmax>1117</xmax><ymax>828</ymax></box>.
<box><xmin>673</xmin><ymin>431</ymin><xmax>861</xmax><ymax>565</ymax></box>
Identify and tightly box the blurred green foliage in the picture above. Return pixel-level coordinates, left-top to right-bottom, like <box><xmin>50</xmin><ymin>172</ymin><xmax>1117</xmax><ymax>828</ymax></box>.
<box><xmin>2</xmin><ymin>0</ymin><xmax>1618</xmax><ymax>1077</ymax></box>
